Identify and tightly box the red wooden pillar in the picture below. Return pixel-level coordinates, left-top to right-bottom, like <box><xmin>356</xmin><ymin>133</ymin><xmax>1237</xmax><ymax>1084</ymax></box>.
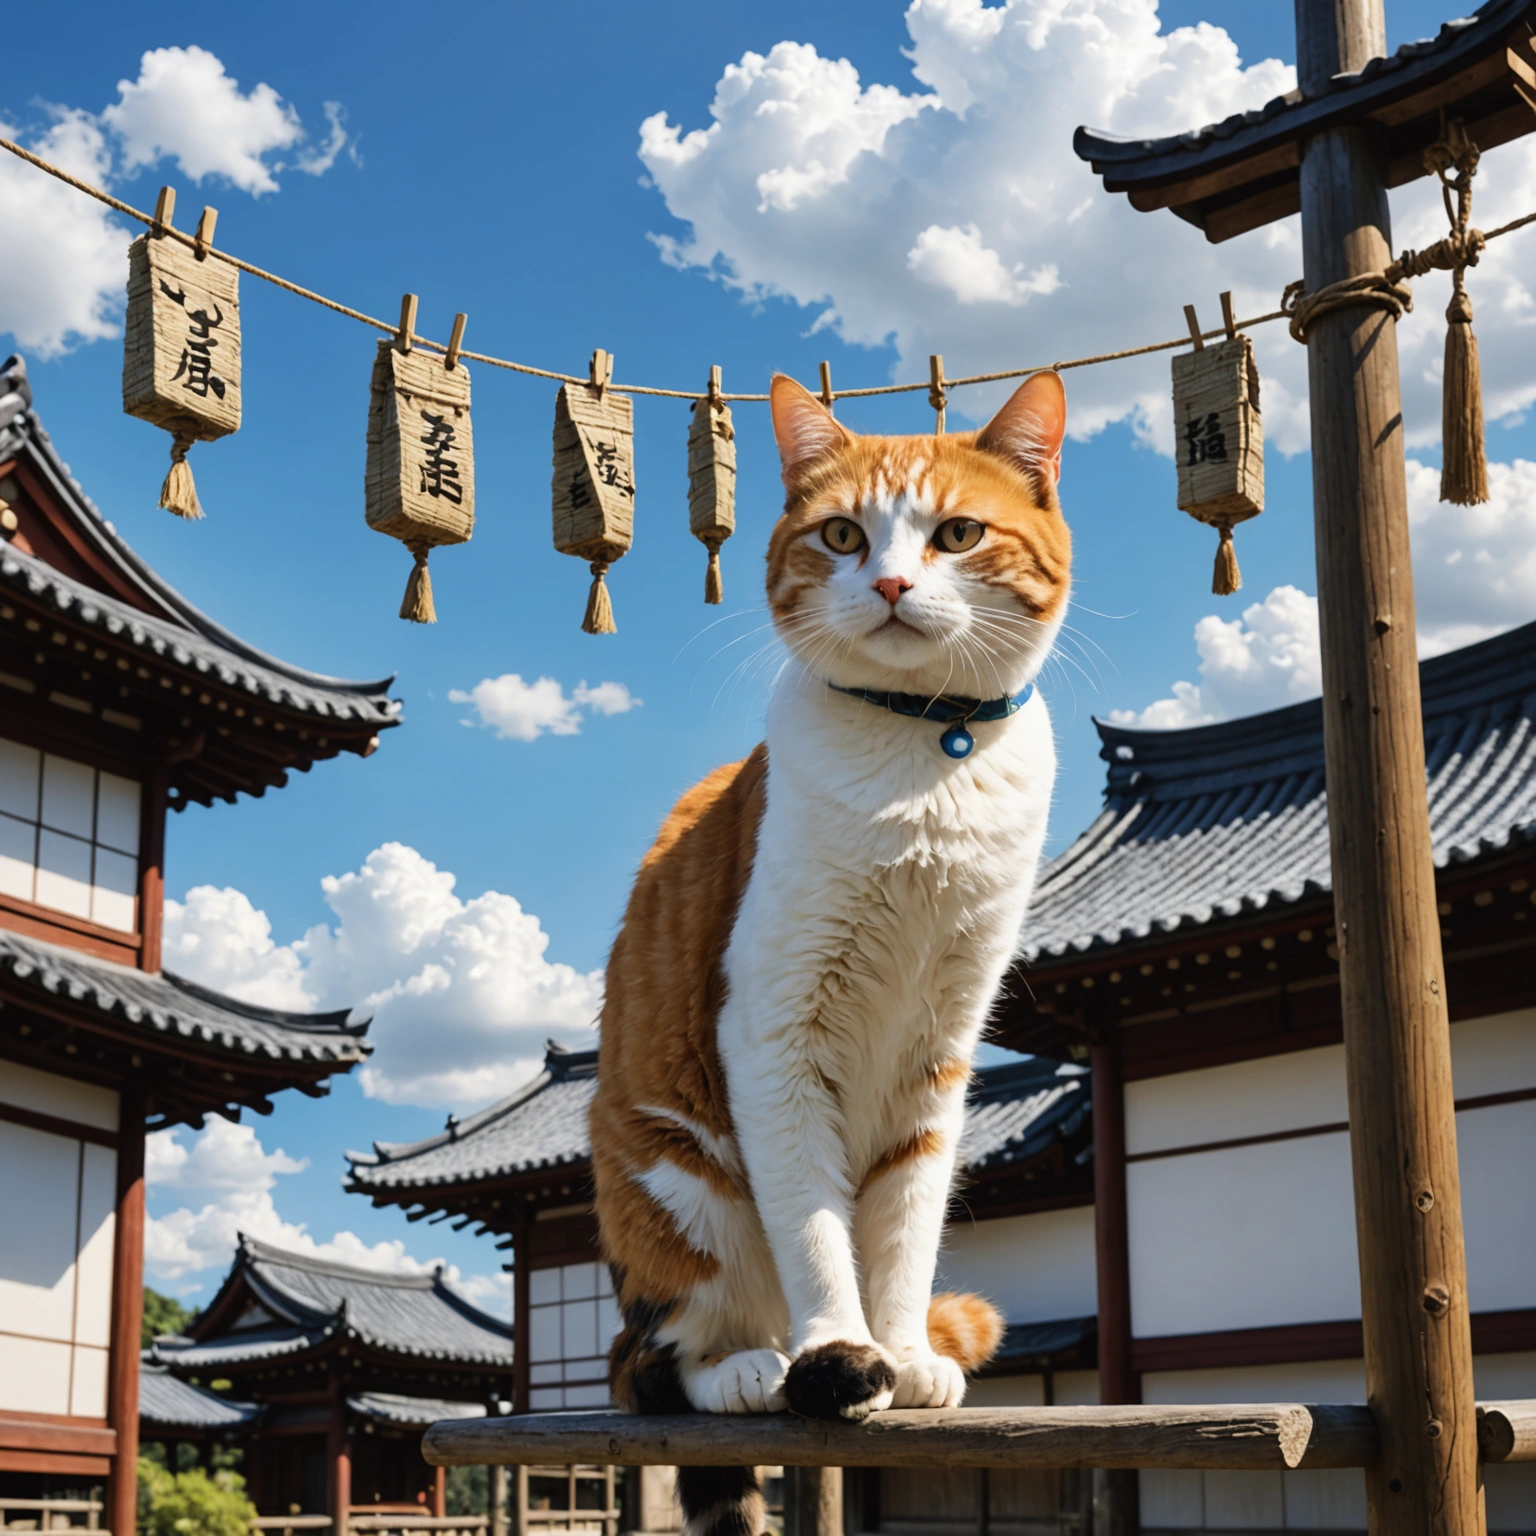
<box><xmin>1090</xmin><ymin>1033</ymin><xmax>1139</xmax><ymax>1536</ymax></box>
<box><xmin>512</xmin><ymin>1207</ymin><xmax>531</xmax><ymax>1415</ymax></box>
<box><xmin>108</xmin><ymin>1087</ymin><xmax>147</xmax><ymax>1536</ymax></box>
<box><xmin>328</xmin><ymin>1386</ymin><xmax>352</xmax><ymax>1536</ymax></box>
<box><xmin>432</xmin><ymin>1465</ymin><xmax>447</xmax><ymax>1518</ymax></box>
<box><xmin>138</xmin><ymin>767</ymin><xmax>169</xmax><ymax>973</ymax></box>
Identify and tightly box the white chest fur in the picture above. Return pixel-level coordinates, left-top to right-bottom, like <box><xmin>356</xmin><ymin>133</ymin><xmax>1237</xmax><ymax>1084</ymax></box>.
<box><xmin>721</xmin><ymin>665</ymin><xmax>1055</xmax><ymax>1155</ymax></box>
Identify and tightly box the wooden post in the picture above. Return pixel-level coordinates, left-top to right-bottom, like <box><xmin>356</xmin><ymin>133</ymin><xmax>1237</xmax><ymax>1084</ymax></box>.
<box><xmin>512</xmin><ymin>1214</ymin><xmax>531</xmax><ymax>1416</ymax></box>
<box><xmin>510</xmin><ymin>1466</ymin><xmax>529</xmax><ymax>1536</ymax></box>
<box><xmin>784</xmin><ymin>1466</ymin><xmax>842</xmax><ymax>1536</ymax></box>
<box><xmin>432</xmin><ymin>1465</ymin><xmax>447</xmax><ymax>1518</ymax></box>
<box><xmin>328</xmin><ymin>1387</ymin><xmax>352</xmax><ymax>1536</ymax></box>
<box><xmin>138</xmin><ymin>766</ymin><xmax>169</xmax><ymax>972</ymax></box>
<box><xmin>1089</xmin><ymin>1034</ymin><xmax>1139</xmax><ymax>1536</ymax></box>
<box><xmin>107</xmin><ymin>1087</ymin><xmax>146</xmax><ymax>1536</ymax></box>
<box><xmin>1294</xmin><ymin>2</ymin><xmax>1481</xmax><ymax>1531</ymax></box>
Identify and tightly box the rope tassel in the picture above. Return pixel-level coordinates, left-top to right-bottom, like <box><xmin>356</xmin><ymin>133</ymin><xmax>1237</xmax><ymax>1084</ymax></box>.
<box><xmin>400</xmin><ymin>544</ymin><xmax>437</xmax><ymax>624</ymax></box>
<box><xmin>159</xmin><ymin>432</ymin><xmax>204</xmax><ymax>520</ymax></box>
<box><xmin>1212</xmin><ymin>524</ymin><xmax>1241</xmax><ymax>596</ymax></box>
<box><xmin>1441</xmin><ymin>273</ymin><xmax>1488</xmax><ymax>505</ymax></box>
<box><xmin>704</xmin><ymin>543</ymin><xmax>724</xmax><ymax>605</ymax></box>
<box><xmin>583</xmin><ymin>561</ymin><xmax>617</xmax><ymax>634</ymax></box>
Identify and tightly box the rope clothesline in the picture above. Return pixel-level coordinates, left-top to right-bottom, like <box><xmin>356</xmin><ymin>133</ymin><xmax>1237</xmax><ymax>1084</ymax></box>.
<box><xmin>0</xmin><ymin>132</ymin><xmax>1290</xmax><ymax>404</ymax></box>
<box><xmin>4</xmin><ymin>133</ymin><xmax>1534</xmax><ymax>409</ymax></box>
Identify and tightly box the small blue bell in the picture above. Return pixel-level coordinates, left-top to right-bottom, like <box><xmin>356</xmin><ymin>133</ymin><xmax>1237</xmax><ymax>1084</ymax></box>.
<box><xmin>940</xmin><ymin>725</ymin><xmax>974</xmax><ymax>759</ymax></box>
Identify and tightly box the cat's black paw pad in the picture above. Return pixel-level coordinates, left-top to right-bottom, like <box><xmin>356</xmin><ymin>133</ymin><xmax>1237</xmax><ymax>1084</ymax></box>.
<box><xmin>784</xmin><ymin>1341</ymin><xmax>896</xmax><ymax>1422</ymax></box>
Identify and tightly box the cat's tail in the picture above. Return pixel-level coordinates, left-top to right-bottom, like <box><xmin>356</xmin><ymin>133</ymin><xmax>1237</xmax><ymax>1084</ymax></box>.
<box><xmin>927</xmin><ymin>1291</ymin><xmax>1006</xmax><ymax>1373</ymax></box>
<box><xmin>675</xmin><ymin>1467</ymin><xmax>764</xmax><ymax>1536</ymax></box>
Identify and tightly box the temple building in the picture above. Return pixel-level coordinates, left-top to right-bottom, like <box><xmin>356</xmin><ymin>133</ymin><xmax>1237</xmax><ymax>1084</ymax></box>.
<box><xmin>0</xmin><ymin>353</ymin><xmax>399</xmax><ymax>1536</ymax></box>
<box><xmin>352</xmin><ymin>617</ymin><xmax>1535</xmax><ymax>1535</ymax></box>
<box><xmin>147</xmin><ymin>1237</ymin><xmax>508</xmax><ymax>1528</ymax></box>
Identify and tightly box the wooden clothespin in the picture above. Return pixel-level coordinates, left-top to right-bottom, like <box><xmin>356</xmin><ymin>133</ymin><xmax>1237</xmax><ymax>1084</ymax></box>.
<box><xmin>193</xmin><ymin>206</ymin><xmax>218</xmax><ymax>261</ymax></box>
<box><xmin>590</xmin><ymin>349</ymin><xmax>613</xmax><ymax>399</ymax></box>
<box><xmin>929</xmin><ymin>354</ymin><xmax>948</xmax><ymax>435</ymax></box>
<box><xmin>396</xmin><ymin>293</ymin><xmax>418</xmax><ymax>355</ymax></box>
<box><xmin>819</xmin><ymin>361</ymin><xmax>834</xmax><ymax>415</ymax></box>
<box><xmin>446</xmin><ymin>312</ymin><xmax>468</xmax><ymax>372</ymax></box>
<box><xmin>707</xmin><ymin>363</ymin><xmax>724</xmax><ymax>411</ymax></box>
<box><xmin>1184</xmin><ymin>303</ymin><xmax>1205</xmax><ymax>350</ymax></box>
<box><xmin>1220</xmin><ymin>291</ymin><xmax>1238</xmax><ymax>341</ymax></box>
<box><xmin>152</xmin><ymin>186</ymin><xmax>176</xmax><ymax>237</ymax></box>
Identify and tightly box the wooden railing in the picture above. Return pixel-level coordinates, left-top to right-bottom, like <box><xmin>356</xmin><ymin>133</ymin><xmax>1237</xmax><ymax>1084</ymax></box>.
<box><xmin>251</xmin><ymin>1518</ymin><xmax>333</xmax><ymax>1536</ymax></box>
<box><xmin>0</xmin><ymin>1498</ymin><xmax>105</xmax><ymax>1534</ymax></box>
<box><xmin>349</xmin><ymin>1519</ymin><xmax>489</xmax><ymax>1536</ymax></box>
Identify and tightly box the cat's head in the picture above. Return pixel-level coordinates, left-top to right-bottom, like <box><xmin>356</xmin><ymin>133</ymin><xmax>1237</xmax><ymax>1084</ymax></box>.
<box><xmin>765</xmin><ymin>371</ymin><xmax>1071</xmax><ymax>698</ymax></box>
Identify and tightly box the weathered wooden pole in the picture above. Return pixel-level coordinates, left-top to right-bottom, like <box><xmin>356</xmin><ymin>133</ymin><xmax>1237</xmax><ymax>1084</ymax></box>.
<box><xmin>784</xmin><ymin>1466</ymin><xmax>843</xmax><ymax>1536</ymax></box>
<box><xmin>1294</xmin><ymin>2</ymin><xmax>1481</xmax><ymax>1531</ymax></box>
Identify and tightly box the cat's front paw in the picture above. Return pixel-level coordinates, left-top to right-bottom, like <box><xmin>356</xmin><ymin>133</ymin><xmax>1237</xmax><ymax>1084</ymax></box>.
<box><xmin>687</xmin><ymin>1349</ymin><xmax>792</xmax><ymax>1414</ymax></box>
<box><xmin>889</xmin><ymin>1351</ymin><xmax>966</xmax><ymax>1409</ymax></box>
<box><xmin>784</xmin><ymin>1341</ymin><xmax>896</xmax><ymax>1422</ymax></box>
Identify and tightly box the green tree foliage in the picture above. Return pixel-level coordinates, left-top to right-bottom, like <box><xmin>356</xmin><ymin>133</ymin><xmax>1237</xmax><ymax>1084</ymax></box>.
<box><xmin>137</xmin><ymin>1458</ymin><xmax>256</xmax><ymax>1536</ymax></box>
<box><xmin>142</xmin><ymin>1288</ymin><xmax>199</xmax><ymax>1349</ymax></box>
<box><xmin>446</xmin><ymin>1464</ymin><xmax>487</xmax><ymax>1516</ymax></box>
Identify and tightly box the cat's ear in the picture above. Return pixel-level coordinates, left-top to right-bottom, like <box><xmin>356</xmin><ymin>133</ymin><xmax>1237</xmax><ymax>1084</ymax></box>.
<box><xmin>770</xmin><ymin>374</ymin><xmax>854</xmax><ymax>483</ymax></box>
<box><xmin>975</xmin><ymin>370</ymin><xmax>1067</xmax><ymax>488</ymax></box>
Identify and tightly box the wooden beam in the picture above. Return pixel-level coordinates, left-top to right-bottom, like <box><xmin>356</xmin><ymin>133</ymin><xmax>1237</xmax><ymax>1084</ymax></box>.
<box><xmin>1295</xmin><ymin>2</ymin><xmax>1481</xmax><ymax>1530</ymax></box>
<box><xmin>1478</xmin><ymin>1401</ymin><xmax>1536</xmax><ymax>1463</ymax></box>
<box><xmin>784</xmin><ymin>1467</ymin><xmax>842</xmax><ymax>1536</ymax></box>
<box><xmin>422</xmin><ymin>1404</ymin><xmax>1380</xmax><ymax>1473</ymax></box>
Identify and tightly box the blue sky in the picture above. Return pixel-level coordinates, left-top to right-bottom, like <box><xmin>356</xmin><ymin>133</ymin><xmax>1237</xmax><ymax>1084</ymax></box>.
<box><xmin>6</xmin><ymin>0</ymin><xmax>1535</xmax><ymax>1309</ymax></box>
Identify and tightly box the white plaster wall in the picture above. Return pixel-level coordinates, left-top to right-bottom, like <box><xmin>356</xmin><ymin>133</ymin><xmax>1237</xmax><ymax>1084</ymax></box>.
<box><xmin>71</xmin><ymin>1340</ymin><xmax>109</xmax><ymax>1417</ymax></box>
<box><xmin>1142</xmin><ymin>1359</ymin><xmax>1367</xmax><ymax>1405</ymax></box>
<box><xmin>1128</xmin><ymin>1131</ymin><xmax>1360</xmax><ymax>1337</ymax></box>
<box><xmin>0</xmin><ymin>1333</ymin><xmax>72</xmax><ymax>1415</ymax></box>
<box><xmin>937</xmin><ymin>1205</ymin><xmax>1096</xmax><ymax>1323</ymax></box>
<box><xmin>1125</xmin><ymin>1046</ymin><xmax>1347</xmax><ymax>1157</ymax></box>
<box><xmin>0</xmin><ymin>1059</ymin><xmax>119</xmax><ymax>1130</ymax></box>
<box><xmin>959</xmin><ymin>1374</ymin><xmax>1046</xmax><ymax>1408</ymax></box>
<box><xmin>75</xmin><ymin>1142</ymin><xmax>117</xmax><ymax>1348</ymax></box>
<box><xmin>1450</xmin><ymin>1009</ymin><xmax>1536</xmax><ymax>1098</ymax></box>
<box><xmin>0</xmin><ymin>1119</ymin><xmax>83</xmax><ymax>1340</ymax></box>
<box><xmin>1461</xmin><ymin>1101</ymin><xmax>1536</xmax><ymax>1314</ymax></box>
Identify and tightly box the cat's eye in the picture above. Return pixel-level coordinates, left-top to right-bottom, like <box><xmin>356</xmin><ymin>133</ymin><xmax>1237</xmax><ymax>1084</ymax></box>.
<box><xmin>820</xmin><ymin>517</ymin><xmax>866</xmax><ymax>554</ymax></box>
<box><xmin>934</xmin><ymin>518</ymin><xmax>985</xmax><ymax>553</ymax></box>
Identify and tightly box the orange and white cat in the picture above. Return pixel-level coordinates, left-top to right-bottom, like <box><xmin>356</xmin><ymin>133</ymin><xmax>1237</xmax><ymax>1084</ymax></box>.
<box><xmin>591</xmin><ymin>370</ymin><xmax>1070</xmax><ymax>1536</ymax></box>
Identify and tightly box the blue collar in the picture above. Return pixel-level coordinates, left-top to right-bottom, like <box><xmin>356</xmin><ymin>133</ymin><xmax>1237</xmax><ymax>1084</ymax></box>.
<box><xmin>827</xmin><ymin>682</ymin><xmax>1034</xmax><ymax>760</ymax></box>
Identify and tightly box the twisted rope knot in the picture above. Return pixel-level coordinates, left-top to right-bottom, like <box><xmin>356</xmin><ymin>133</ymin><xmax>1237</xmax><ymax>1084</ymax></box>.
<box><xmin>1282</xmin><ymin>274</ymin><xmax>1414</xmax><ymax>344</ymax></box>
<box><xmin>1388</xmin><ymin>226</ymin><xmax>1485</xmax><ymax>283</ymax></box>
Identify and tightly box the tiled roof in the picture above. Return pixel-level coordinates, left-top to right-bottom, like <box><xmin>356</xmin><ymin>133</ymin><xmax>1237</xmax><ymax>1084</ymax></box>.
<box><xmin>348</xmin><ymin>1044</ymin><xmax>598</xmax><ymax>1193</ymax></box>
<box><xmin>154</xmin><ymin>1236</ymin><xmax>513</xmax><ymax>1372</ymax></box>
<box><xmin>0</xmin><ymin>926</ymin><xmax>371</xmax><ymax>1065</ymax></box>
<box><xmin>989</xmin><ymin>1316</ymin><xmax>1097</xmax><ymax>1374</ymax></box>
<box><xmin>1073</xmin><ymin>1</ymin><xmax>1530</xmax><ymax>178</ymax></box>
<box><xmin>139</xmin><ymin>1360</ymin><xmax>265</xmax><ymax>1430</ymax></box>
<box><xmin>0</xmin><ymin>354</ymin><xmax>399</xmax><ymax>727</ymax></box>
<box><xmin>348</xmin><ymin>1044</ymin><xmax>1088</xmax><ymax>1193</ymax></box>
<box><xmin>348</xmin><ymin>1393</ymin><xmax>488</xmax><ymax>1427</ymax></box>
<box><xmin>1022</xmin><ymin>619</ymin><xmax>1536</xmax><ymax>962</ymax></box>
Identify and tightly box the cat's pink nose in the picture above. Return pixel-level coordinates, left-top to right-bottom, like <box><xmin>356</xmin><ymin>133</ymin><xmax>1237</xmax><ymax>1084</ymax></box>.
<box><xmin>873</xmin><ymin>577</ymin><xmax>912</xmax><ymax>606</ymax></box>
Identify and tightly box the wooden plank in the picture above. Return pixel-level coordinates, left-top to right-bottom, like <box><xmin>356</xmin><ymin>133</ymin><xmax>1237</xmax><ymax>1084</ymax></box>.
<box><xmin>1294</xmin><ymin>3</ymin><xmax>1481</xmax><ymax>1531</ymax></box>
<box><xmin>421</xmin><ymin>1405</ymin><xmax>1380</xmax><ymax>1473</ymax></box>
<box><xmin>1477</xmin><ymin>1401</ymin><xmax>1536</xmax><ymax>1464</ymax></box>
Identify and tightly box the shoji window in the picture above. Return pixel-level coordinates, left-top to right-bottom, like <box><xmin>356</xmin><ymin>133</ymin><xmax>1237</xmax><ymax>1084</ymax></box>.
<box><xmin>526</xmin><ymin>1261</ymin><xmax>621</xmax><ymax>1409</ymax></box>
<box><xmin>0</xmin><ymin>740</ymin><xmax>141</xmax><ymax>931</ymax></box>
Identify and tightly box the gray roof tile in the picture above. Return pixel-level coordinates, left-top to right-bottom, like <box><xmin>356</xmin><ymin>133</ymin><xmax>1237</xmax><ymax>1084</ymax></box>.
<box><xmin>348</xmin><ymin>1393</ymin><xmax>487</xmax><ymax>1427</ymax></box>
<box><xmin>0</xmin><ymin>927</ymin><xmax>371</xmax><ymax>1067</ymax></box>
<box><xmin>155</xmin><ymin>1237</ymin><xmax>512</xmax><ymax>1371</ymax></box>
<box><xmin>139</xmin><ymin>1361</ymin><xmax>265</xmax><ymax>1429</ymax></box>
<box><xmin>1022</xmin><ymin>619</ymin><xmax>1536</xmax><ymax>961</ymax></box>
<box><xmin>0</xmin><ymin>354</ymin><xmax>399</xmax><ymax>726</ymax></box>
<box><xmin>348</xmin><ymin>1046</ymin><xmax>1088</xmax><ymax>1192</ymax></box>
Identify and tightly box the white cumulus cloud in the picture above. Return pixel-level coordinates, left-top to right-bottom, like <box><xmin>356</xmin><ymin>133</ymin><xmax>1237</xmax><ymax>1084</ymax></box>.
<box><xmin>450</xmin><ymin>674</ymin><xmax>641</xmax><ymax>742</ymax></box>
<box><xmin>1111</xmin><ymin>584</ymin><xmax>1320</xmax><ymax>728</ymax></box>
<box><xmin>0</xmin><ymin>47</ymin><xmax>350</xmax><ymax>356</ymax></box>
<box><xmin>144</xmin><ymin>1118</ymin><xmax>509</xmax><ymax>1313</ymax></box>
<box><xmin>637</xmin><ymin>1</ymin><xmax>1536</xmax><ymax>461</ymax></box>
<box><xmin>162</xmin><ymin>842</ymin><xmax>603</xmax><ymax>1108</ymax></box>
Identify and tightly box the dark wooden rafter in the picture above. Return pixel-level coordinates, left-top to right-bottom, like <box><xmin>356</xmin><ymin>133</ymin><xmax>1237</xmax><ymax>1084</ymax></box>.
<box><xmin>1074</xmin><ymin>2</ymin><xmax>1536</xmax><ymax>241</ymax></box>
